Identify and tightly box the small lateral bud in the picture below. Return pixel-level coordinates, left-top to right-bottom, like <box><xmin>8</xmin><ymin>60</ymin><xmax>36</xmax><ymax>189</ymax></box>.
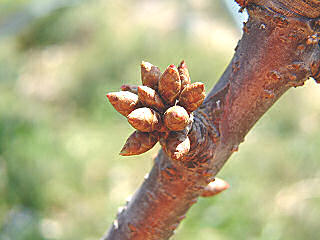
<box><xmin>201</xmin><ymin>178</ymin><xmax>230</xmax><ymax>197</ymax></box>
<box><xmin>106</xmin><ymin>91</ymin><xmax>139</xmax><ymax>117</ymax></box>
<box><xmin>141</xmin><ymin>61</ymin><xmax>162</xmax><ymax>90</ymax></box>
<box><xmin>120</xmin><ymin>84</ymin><xmax>138</xmax><ymax>94</ymax></box>
<box><xmin>120</xmin><ymin>131</ymin><xmax>159</xmax><ymax>156</ymax></box>
<box><xmin>162</xmin><ymin>131</ymin><xmax>190</xmax><ymax>160</ymax></box>
<box><xmin>164</xmin><ymin>106</ymin><xmax>189</xmax><ymax>131</ymax></box>
<box><xmin>179</xmin><ymin>82</ymin><xmax>205</xmax><ymax>112</ymax></box>
<box><xmin>178</xmin><ymin>60</ymin><xmax>191</xmax><ymax>90</ymax></box>
<box><xmin>158</xmin><ymin>65</ymin><xmax>181</xmax><ymax>105</ymax></box>
<box><xmin>138</xmin><ymin>86</ymin><xmax>166</xmax><ymax>112</ymax></box>
<box><xmin>127</xmin><ymin>107</ymin><xmax>162</xmax><ymax>132</ymax></box>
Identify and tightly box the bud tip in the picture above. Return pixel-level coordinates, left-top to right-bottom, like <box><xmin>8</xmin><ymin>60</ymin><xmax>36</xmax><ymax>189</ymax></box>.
<box><xmin>119</xmin><ymin>148</ymin><xmax>127</xmax><ymax>156</ymax></box>
<box><xmin>141</xmin><ymin>61</ymin><xmax>152</xmax><ymax>71</ymax></box>
<box><xmin>179</xmin><ymin>60</ymin><xmax>187</xmax><ymax>68</ymax></box>
<box><xmin>106</xmin><ymin>93</ymin><xmax>114</xmax><ymax>101</ymax></box>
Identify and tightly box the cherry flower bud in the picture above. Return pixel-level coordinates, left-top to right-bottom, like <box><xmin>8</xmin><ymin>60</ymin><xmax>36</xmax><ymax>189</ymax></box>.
<box><xmin>164</xmin><ymin>106</ymin><xmax>189</xmax><ymax>131</ymax></box>
<box><xmin>158</xmin><ymin>65</ymin><xmax>181</xmax><ymax>105</ymax></box>
<box><xmin>106</xmin><ymin>91</ymin><xmax>139</xmax><ymax>117</ymax></box>
<box><xmin>162</xmin><ymin>131</ymin><xmax>190</xmax><ymax>161</ymax></box>
<box><xmin>138</xmin><ymin>86</ymin><xmax>166</xmax><ymax>112</ymax></box>
<box><xmin>179</xmin><ymin>82</ymin><xmax>205</xmax><ymax>112</ymax></box>
<box><xmin>178</xmin><ymin>60</ymin><xmax>191</xmax><ymax>90</ymax></box>
<box><xmin>127</xmin><ymin>107</ymin><xmax>162</xmax><ymax>132</ymax></box>
<box><xmin>120</xmin><ymin>131</ymin><xmax>159</xmax><ymax>156</ymax></box>
<box><xmin>141</xmin><ymin>61</ymin><xmax>162</xmax><ymax>90</ymax></box>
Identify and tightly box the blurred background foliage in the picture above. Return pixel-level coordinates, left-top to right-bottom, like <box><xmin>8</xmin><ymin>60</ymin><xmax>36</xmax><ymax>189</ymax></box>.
<box><xmin>0</xmin><ymin>0</ymin><xmax>320</xmax><ymax>239</ymax></box>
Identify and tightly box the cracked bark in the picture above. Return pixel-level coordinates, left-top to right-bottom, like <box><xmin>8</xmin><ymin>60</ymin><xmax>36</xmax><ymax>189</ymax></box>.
<box><xmin>103</xmin><ymin>1</ymin><xmax>320</xmax><ymax>239</ymax></box>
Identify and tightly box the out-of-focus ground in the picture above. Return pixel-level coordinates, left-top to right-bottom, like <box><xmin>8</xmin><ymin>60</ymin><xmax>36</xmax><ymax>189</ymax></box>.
<box><xmin>0</xmin><ymin>0</ymin><xmax>320</xmax><ymax>239</ymax></box>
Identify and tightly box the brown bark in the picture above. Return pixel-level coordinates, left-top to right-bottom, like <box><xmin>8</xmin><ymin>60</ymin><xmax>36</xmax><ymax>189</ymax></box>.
<box><xmin>103</xmin><ymin>1</ymin><xmax>320</xmax><ymax>239</ymax></box>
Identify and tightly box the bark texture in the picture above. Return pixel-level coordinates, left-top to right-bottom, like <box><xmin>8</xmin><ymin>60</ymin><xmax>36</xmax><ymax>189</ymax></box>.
<box><xmin>103</xmin><ymin>1</ymin><xmax>320</xmax><ymax>239</ymax></box>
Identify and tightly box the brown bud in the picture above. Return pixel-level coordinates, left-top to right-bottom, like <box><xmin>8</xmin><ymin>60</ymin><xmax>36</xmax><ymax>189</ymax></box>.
<box><xmin>106</xmin><ymin>91</ymin><xmax>139</xmax><ymax>117</ymax></box>
<box><xmin>120</xmin><ymin>131</ymin><xmax>159</xmax><ymax>156</ymax></box>
<box><xmin>201</xmin><ymin>178</ymin><xmax>230</xmax><ymax>197</ymax></box>
<box><xmin>179</xmin><ymin>82</ymin><xmax>205</xmax><ymax>112</ymax></box>
<box><xmin>162</xmin><ymin>131</ymin><xmax>190</xmax><ymax>160</ymax></box>
<box><xmin>127</xmin><ymin>107</ymin><xmax>162</xmax><ymax>132</ymax></box>
<box><xmin>164</xmin><ymin>106</ymin><xmax>189</xmax><ymax>131</ymax></box>
<box><xmin>178</xmin><ymin>60</ymin><xmax>191</xmax><ymax>90</ymax></box>
<box><xmin>158</xmin><ymin>65</ymin><xmax>181</xmax><ymax>105</ymax></box>
<box><xmin>120</xmin><ymin>84</ymin><xmax>138</xmax><ymax>94</ymax></box>
<box><xmin>141</xmin><ymin>61</ymin><xmax>162</xmax><ymax>90</ymax></box>
<box><xmin>138</xmin><ymin>86</ymin><xmax>166</xmax><ymax>112</ymax></box>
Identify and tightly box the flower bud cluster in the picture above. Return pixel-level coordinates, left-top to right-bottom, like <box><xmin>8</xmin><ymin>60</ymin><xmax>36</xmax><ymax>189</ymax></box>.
<box><xmin>107</xmin><ymin>60</ymin><xmax>206</xmax><ymax>160</ymax></box>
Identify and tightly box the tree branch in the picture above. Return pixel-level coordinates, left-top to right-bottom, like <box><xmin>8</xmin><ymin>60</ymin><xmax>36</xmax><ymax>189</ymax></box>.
<box><xmin>103</xmin><ymin>1</ymin><xmax>320</xmax><ymax>239</ymax></box>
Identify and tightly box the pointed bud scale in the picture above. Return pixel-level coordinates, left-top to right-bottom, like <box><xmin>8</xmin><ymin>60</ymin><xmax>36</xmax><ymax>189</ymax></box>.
<box><xmin>162</xmin><ymin>131</ymin><xmax>190</xmax><ymax>160</ymax></box>
<box><xmin>179</xmin><ymin>82</ymin><xmax>205</xmax><ymax>112</ymax></box>
<box><xmin>178</xmin><ymin>60</ymin><xmax>191</xmax><ymax>90</ymax></box>
<box><xmin>107</xmin><ymin>91</ymin><xmax>139</xmax><ymax>117</ymax></box>
<box><xmin>127</xmin><ymin>107</ymin><xmax>162</xmax><ymax>132</ymax></box>
<box><xmin>120</xmin><ymin>131</ymin><xmax>159</xmax><ymax>156</ymax></box>
<box><xmin>158</xmin><ymin>65</ymin><xmax>181</xmax><ymax>105</ymax></box>
<box><xmin>138</xmin><ymin>86</ymin><xmax>166</xmax><ymax>112</ymax></box>
<box><xmin>141</xmin><ymin>61</ymin><xmax>162</xmax><ymax>90</ymax></box>
<box><xmin>164</xmin><ymin>106</ymin><xmax>189</xmax><ymax>131</ymax></box>
<box><xmin>120</xmin><ymin>84</ymin><xmax>138</xmax><ymax>94</ymax></box>
<box><xmin>201</xmin><ymin>178</ymin><xmax>230</xmax><ymax>197</ymax></box>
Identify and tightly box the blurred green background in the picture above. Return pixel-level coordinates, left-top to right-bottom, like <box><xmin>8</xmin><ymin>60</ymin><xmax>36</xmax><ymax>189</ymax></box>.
<box><xmin>1</xmin><ymin>0</ymin><xmax>320</xmax><ymax>239</ymax></box>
